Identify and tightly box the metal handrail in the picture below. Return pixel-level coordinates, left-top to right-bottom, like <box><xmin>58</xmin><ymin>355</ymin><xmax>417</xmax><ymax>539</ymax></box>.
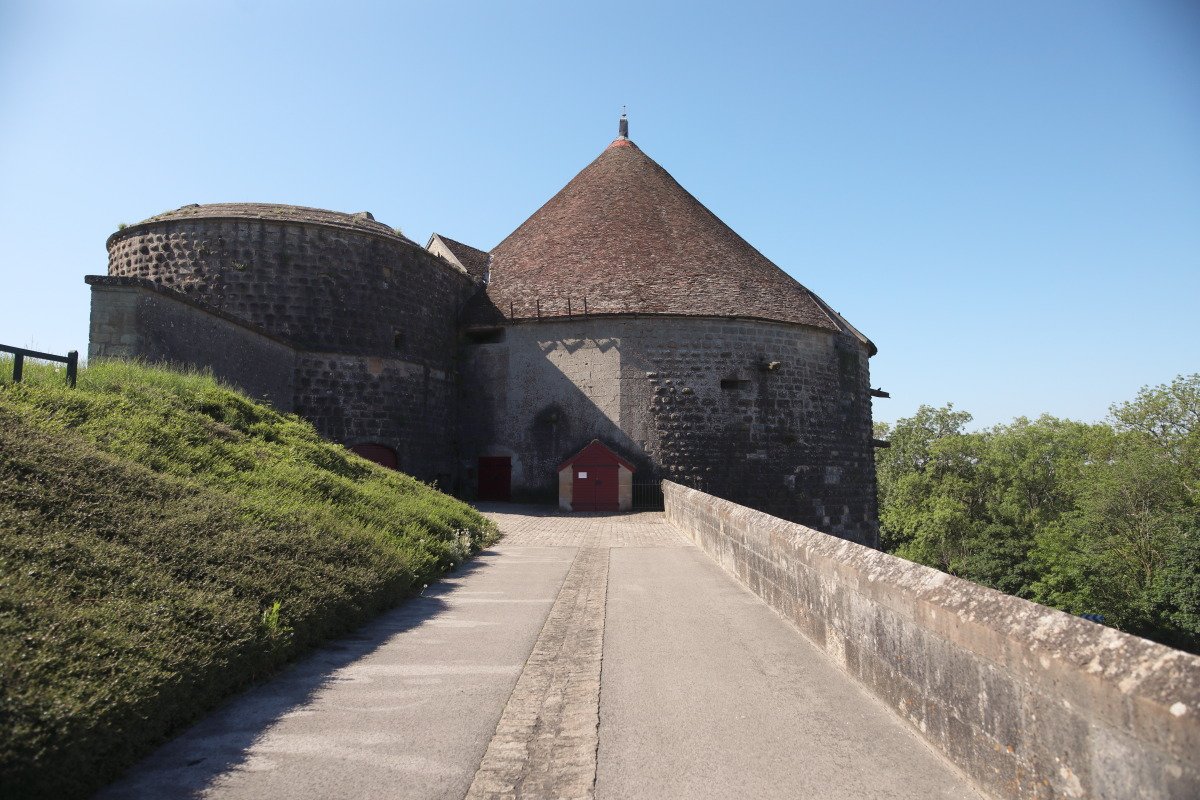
<box><xmin>1</xmin><ymin>344</ymin><xmax>79</xmax><ymax>388</ymax></box>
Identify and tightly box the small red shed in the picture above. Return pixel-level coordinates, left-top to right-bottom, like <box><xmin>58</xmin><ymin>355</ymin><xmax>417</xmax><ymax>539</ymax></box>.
<box><xmin>557</xmin><ymin>440</ymin><xmax>635</xmax><ymax>512</ymax></box>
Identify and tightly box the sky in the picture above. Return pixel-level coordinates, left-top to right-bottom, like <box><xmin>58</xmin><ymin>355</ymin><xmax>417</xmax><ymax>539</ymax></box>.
<box><xmin>1</xmin><ymin>0</ymin><xmax>1197</xmax><ymax>429</ymax></box>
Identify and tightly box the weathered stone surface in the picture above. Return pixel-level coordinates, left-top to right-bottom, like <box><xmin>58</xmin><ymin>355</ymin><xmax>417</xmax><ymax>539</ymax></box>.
<box><xmin>87</xmin><ymin>279</ymin><xmax>295</xmax><ymax>410</ymax></box>
<box><xmin>93</xmin><ymin>208</ymin><xmax>475</xmax><ymax>484</ymax></box>
<box><xmin>90</xmin><ymin>201</ymin><xmax>881</xmax><ymax>546</ymax></box>
<box><xmin>663</xmin><ymin>481</ymin><xmax>1200</xmax><ymax>800</ymax></box>
<box><xmin>461</xmin><ymin>317</ymin><xmax>878</xmax><ymax>545</ymax></box>
<box><xmin>291</xmin><ymin>351</ymin><xmax>458</xmax><ymax>484</ymax></box>
<box><xmin>106</xmin><ymin>215</ymin><xmax>469</xmax><ymax>360</ymax></box>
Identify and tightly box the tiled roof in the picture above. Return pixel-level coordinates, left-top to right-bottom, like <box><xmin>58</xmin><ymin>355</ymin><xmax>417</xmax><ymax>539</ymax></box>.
<box><xmin>434</xmin><ymin>234</ymin><xmax>490</xmax><ymax>281</ymax></box>
<box><xmin>118</xmin><ymin>203</ymin><xmax>413</xmax><ymax>244</ymax></box>
<box><xmin>482</xmin><ymin>138</ymin><xmax>863</xmax><ymax>342</ymax></box>
<box><xmin>557</xmin><ymin>439</ymin><xmax>637</xmax><ymax>472</ymax></box>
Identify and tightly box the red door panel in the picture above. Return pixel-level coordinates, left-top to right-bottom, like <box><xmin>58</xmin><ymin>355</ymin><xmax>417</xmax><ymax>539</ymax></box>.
<box><xmin>350</xmin><ymin>443</ymin><xmax>398</xmax><ymax>470</ymax></box>
<box><xmin>478</xmin><ymin>457</ymin><xmax>511</xmax><ymax>501</ymax></box>
<box><xmin>572</xmin><ymin>464</ymin><xmax>618</xmax><ymax>511</ymax></box>
<box><xmin>594</xmin><ymin>465</ymin><xmax>618</xmax><ymax>509</ymax></box>
<box><xmin>573</xmin><ymin>467</ymin><xmax>595</xmax><ymax>509</ymax></box>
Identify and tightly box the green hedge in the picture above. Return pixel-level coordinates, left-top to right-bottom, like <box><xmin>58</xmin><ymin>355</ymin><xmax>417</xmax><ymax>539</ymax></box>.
<box><xmin>0</xmin><ymin>360</ymin><xmax>498</xmax><ymax>798</ymax></box>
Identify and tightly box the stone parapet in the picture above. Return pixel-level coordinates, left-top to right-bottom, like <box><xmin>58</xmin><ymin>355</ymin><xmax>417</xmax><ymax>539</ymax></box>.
<box><xmin>85</xmin><ymin>277</ymin><xmax>459</xmax><ymax>482</ymax></box>
<box><xmin>87</xmin><ymin>277</ymin><xmax>295</xmax><ymax>410</ymax></box>
<box><xmin>663</xmin><ymin>480</ymin><xmax>1200</xmax><ymax>800</ymax></box>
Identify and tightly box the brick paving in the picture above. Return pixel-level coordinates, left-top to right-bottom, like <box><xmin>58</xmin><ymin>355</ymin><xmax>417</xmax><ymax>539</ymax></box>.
<box><xmin>476</xmin><ymin>503</ymin><xmax>690</xmax><ymax>549</ymax></box>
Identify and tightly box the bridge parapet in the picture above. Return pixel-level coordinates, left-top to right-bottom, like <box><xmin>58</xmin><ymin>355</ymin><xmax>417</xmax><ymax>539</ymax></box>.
<box><xmin>663</xmin><ymin>480</ymin><xmax>1200</xmax><ymax>800</ymax></box>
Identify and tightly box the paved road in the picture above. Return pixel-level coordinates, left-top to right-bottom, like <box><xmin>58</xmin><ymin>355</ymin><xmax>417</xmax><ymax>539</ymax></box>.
<box><xmin>98</xmin><ymin>506</ymin><xmax>980</xmax><ymax>800</ymax></box>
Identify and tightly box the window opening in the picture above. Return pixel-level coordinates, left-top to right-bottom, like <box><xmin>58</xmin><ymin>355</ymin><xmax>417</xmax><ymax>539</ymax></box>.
<box><xmin>465</xmin><ymin>328</ymin><xmax>505</xmax><ymax>345</ymax></box>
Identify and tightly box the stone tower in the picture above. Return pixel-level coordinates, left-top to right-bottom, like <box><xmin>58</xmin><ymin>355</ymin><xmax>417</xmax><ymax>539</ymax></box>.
<box><xmin>86</xmin><ymin>119</ymin><xmax>881</xmax><ymax>545</ymax></box>
<box><xmin>453</xmin><ymin>119</ymin><xmax>880</xmax><ymax>544</ymax></box>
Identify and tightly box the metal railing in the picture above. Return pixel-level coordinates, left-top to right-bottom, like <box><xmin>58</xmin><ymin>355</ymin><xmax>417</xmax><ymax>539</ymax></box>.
<box><xmin>633</xmin><ymin>475</ymin><xmax>708</xmax><ymax>510</ymax></box>
<box><xmin>1</xmin><ymin>344</ymin><xmax>79</xmax><ymax>388</ymax></box>
<box><xmin>503</xmin><ymin>296</ymin><xmax>642</xmax><ymax>321</ymax></box>
<box><xmin>632</xmin><ymin>478</ymin><xmax>664</xmax><ymax>511</ymax></box>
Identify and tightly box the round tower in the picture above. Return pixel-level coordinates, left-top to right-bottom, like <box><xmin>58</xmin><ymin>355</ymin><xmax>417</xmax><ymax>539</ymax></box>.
<box><xmin>458</xmin><ymin>120</ymin><xmax>879</xmax><ymax>544</ymax></box>
<box><xmin>102</xmin><ymin>203</ymin><xmax>474</xmax><ymax>484</ymax></box>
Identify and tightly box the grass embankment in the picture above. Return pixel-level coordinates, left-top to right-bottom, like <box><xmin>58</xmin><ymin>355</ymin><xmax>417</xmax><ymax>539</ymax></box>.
<box><xmin>0</xmin><ymin>360</ymin><xmax>499</xmax><ymax>799</ymax></box>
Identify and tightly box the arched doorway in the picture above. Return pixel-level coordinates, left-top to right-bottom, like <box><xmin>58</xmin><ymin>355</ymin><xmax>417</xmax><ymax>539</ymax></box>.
<box><xmin>349</xmin><ymin>443</ymin><xmax>399</xmax><ymax>470</ymax></box>
<box><xmin>477</xmin><ymin>456</ymin><xmax>512</xmax><ymax>501</ymax></box>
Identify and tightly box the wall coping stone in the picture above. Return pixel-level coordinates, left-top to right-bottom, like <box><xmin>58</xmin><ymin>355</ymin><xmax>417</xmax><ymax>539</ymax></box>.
<box><xmin>106</xmin><ymin>213</ymin><xmax>475</xmax><ymax>288</ymax></box>
<box><xmin>86</xmin><ymin>276</ymin><xmax>293</xmax><ymax>347</ymax></box>
<box><xmin>87</xmin><ymin>276</ymin><xmax>461</xmax><ymax>367</ymax></box>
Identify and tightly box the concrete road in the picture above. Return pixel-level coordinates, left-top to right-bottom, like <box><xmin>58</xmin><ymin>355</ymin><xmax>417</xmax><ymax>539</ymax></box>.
<box><xmin>98</xmin><ymin>506</ymin><xmax>981</xmax><ymax>800</ymax></box>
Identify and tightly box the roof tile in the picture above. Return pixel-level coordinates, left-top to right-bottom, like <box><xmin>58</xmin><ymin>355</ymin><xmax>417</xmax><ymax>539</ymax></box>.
<box><xmin>435</xmin><ymin>234</ymin><xmax>490</xmax><ymax>281</ymax></box>
<box><xmin>481</xmin><ymin>138</ymin><xmax>853</xmax><ymax>338</ymax></box>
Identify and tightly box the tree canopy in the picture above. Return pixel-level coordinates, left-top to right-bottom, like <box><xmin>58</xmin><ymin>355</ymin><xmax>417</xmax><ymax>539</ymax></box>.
<box><xmin>875</xmin><ymin>374</ymin><xmax>1200</xmax><ymax>653</ymax></box>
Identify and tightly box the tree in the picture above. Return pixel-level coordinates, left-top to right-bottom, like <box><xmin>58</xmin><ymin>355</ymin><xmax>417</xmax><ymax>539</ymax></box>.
<box><xmin>877</xmin><ymin>407</ymin><xmax>1097</xmax><ymax>597</ymax></box>
<box><xmin>1033</xmin><ymin>374</ymin><xmax>1200</xmax><ymax>648</ymax></box>
<box><xmin>1109</xmin><ymin>373</ymin><xmax>1200</xmax><ymax>454</ymax></box>
<box><xmin>875</xmin><ymin>376</ymin><xmax>1200</xmax><ymax>654</ymax></box>
<box><xmin>874</xmin><ymin>403</ymin><xmax>973</xmax><ymax>554</ymax></box>
<box><xmin>1030</xmin><ymin>431</ymin><xmax>1191</xmax><ymax>635</ymax></box>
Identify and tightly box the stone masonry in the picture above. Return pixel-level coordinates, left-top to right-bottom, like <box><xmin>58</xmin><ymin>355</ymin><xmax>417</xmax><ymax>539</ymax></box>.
<box><xmin>88</xmin><ymin>123</ymin><xmax>883</xmax><ymax>543</ymax></box>
<box><xmin>461</xmin><ymin>316</ymin><xmax>877</xmax><ymax>545</ymax></box>
<box><xmin>663</xmin><ymin>480</ymin><xmax>1200</xmax><ymax>800</ymax></box>
<box><xmin>95</xmin><ymin>207</ymin><xmax>474</xmax><ymax>484</ymax></box>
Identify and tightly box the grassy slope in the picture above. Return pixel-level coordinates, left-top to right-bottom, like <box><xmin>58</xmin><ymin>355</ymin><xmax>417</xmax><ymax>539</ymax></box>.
<box><xmin>0</xmin><ymin>360</ymin><xmax>498</xmax><ymax>799</ymax></box>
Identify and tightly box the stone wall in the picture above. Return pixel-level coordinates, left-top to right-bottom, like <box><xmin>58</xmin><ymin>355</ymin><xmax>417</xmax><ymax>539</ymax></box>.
<box><xmin>460</xmin><ymin>315</ymin><xmax>878</xmax><ymax>544</ymax></box>
<box><xmin>107</xmin><ymin>217</ymin><xmax>472</xmax><ymax>361</ymax></box>
<box><xmin>102</xmin><ymin>213</ymin><xmax>476</xmax><ymax>481</ymax></box>
<box><xmin>292</xmin><ymin>352</ymin><xmax>458</xmax><ymax>486</ymax></box>
<box><xmin>87</xmin><ymin>277</ymin><xmax>295</xmax><ymax>410</ymax></box>
<box><xmin>663</xmin><ymin>481</ymin><xmax>1200</xmax><ymax>800</ymax></box>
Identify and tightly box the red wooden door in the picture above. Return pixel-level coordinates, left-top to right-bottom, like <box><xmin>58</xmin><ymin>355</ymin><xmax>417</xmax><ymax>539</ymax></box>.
<box><xmin>572</xmin><ymin>463</ymin><xmax>618</xmax><ymax>511</ymax></box>
<box><xmin>477</xmin><ymin>457</ymin><xmax>511</xmax><ymax>501</ymax></box>
<box><xmin>350</xmin><ymin>443</ymin><xmax>398</xmax><ymax>470</ymax></box>
<box><xmin>573</xmin><ymin>466</ymin><xmax>595</xmax><ymax>509</ymax></box>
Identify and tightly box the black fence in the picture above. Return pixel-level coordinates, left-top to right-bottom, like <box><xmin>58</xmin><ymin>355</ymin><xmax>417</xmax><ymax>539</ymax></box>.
<box><xmin>632</xmin><ymin>475</ymin><xmax>708</xmax><ymax>510</ymax></box>
<box><xmin>632</xmin><ymin>478</ymin><xmax>664</xmax><ymax>511</ymax></box>
<box><xmin>1</xmin><ymin>344</ymin><xmax>79</xmax><ymax>388</ymax></box>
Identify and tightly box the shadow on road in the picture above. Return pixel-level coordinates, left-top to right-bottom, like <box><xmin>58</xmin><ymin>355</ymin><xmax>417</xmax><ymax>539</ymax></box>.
<box><xmin>96</xmin><ymin>553</ymin><xmax>498</xmax><ymax>798</ymax></box>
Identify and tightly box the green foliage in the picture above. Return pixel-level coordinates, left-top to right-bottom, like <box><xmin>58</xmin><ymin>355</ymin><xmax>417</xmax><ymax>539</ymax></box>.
<box><xmin>0</xmin><ymin>359</ymin><xmax>498</xmax><ymax>799</ymax></box>
<box><xmin>1030</xmin><ymin>375</ymin><xmax>1200</xmax><ymax>646</ymax></box>
<box><xmin>876</xmin><ymin>375</ymin><xmax>1200</xmax><ymax>655</ymax></box>
<box><xmin>260</xmin><ymin>600</ymin><xmax>286</xmax><ymax>635</ymax></box>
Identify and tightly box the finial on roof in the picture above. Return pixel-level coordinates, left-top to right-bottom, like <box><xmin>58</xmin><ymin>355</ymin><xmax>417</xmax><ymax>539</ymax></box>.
<box><xmin>618</xmin><ymin>107</ymin><xmax>629</xmax><ymax>139</ymax></box>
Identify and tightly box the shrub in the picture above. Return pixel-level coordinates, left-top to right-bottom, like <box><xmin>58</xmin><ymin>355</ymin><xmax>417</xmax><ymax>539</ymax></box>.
<box><xmin>0</xmin><ymin>360</ymin><xmax>497</xmax><ymax>798</ymax></box>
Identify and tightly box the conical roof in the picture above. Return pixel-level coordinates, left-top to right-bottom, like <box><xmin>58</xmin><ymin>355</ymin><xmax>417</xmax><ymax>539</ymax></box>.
<box><xmin>483</xmin><ymin>135</ymin><xmax>869</xmax><ymax>348</ymax></box>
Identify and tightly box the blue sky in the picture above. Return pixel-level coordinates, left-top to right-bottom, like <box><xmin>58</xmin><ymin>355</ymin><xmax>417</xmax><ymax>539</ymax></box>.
<box><xmin>1</xmin><ymin>0</ymin><xmax>1196</xmax><ymax>428</ymax></box>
